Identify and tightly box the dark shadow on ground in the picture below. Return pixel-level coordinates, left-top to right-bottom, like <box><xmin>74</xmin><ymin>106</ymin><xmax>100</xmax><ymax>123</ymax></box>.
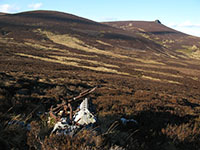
<box><xmin>99</xmin><ymin>110</ymin><xmax>199</xmax><ymax>150</ymax></box>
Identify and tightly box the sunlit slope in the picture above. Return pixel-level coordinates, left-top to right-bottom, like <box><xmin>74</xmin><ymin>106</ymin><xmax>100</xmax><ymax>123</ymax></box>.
<box><xmin>104</xmin><ymin>21</ymin><xmax>200</xmax><ymax>59</ymax></box>
<box><xmin>0</xmin><ymin>10</ymin><xmax>200</xmax><ymax>85</ymax></box>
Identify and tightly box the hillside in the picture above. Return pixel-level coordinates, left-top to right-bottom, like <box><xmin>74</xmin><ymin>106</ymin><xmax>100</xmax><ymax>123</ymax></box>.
<box><xmin>0</xmin><ymin>11</ymin><xmax>200</xmax><ymax>150</ymax></box>
<box><xmin>104</xmin><ymin>21</ymin><xmax>200</xmax><ymax>59</ymax></box>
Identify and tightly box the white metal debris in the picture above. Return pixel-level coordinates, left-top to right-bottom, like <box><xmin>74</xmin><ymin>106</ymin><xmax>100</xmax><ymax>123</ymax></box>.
<box><xmin>74</xmin><ymin>98</ymin><xmax>96</xmax><ymax>125</ymax></box>
<box><xmin>51</xmin><ymin>117</ymin><xmax>79</xmax><ymax>135</ymax></box>
<box><xmin>51</xmin><ymin>98</ymin><xmax>96</xmax><ymax>135</ymax></box>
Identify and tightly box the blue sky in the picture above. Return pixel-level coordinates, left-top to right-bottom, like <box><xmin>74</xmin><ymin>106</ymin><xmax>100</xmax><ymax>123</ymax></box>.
<box><xmin>0</xmin><ymin>0</ymin><xmax>200</xmax><ymax>37</ymax></box>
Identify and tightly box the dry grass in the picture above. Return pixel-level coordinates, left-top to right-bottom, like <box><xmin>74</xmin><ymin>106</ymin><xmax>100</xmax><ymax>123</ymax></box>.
<box><xmin>133</xmin><ymin>58</ymin><xmax>165</xmax><ymax>65</ymax></box>
<box><xmin>96</xmin><ymin>40</ymin><xmax>112</xmax><ymax>47</ymax></box>
<box><xmin>177</xmin><ymin>45</ymin><xmax>200</xmax><ymax>60</ymax></box>
<box><xmin>50</xmin><ymin>55</ymin><xmax>119</xmax><ymax>68</ymax></box>
<box><xmin>15</xmin><ymin>53</ymin><xmax>129</xmax><ymax>75</ymax></box>
<box><xmin>191</xmin><ymin>50</ymin><xmax>200</xmax><ymax>59</ymax></box>
<box><xmin>0</xmin><ymin>37</ymin><xmax>24</xmax><ymax>46</ymax></box>
<box><xmin>131</xmin><ymin>62</ymin><xmax>200</xmax><ymax>77</ymax></box>
<box><xmin>166</xmin><ymin>60</ymin><xmax>188</xmax><ymax>66</ymax></box>
<box><xmin>24</xmin><ymin>40</ymin><xmax>102</xmax><ymax>59</ymax></box>
<box><xmin>137</xmin><ymin>28</ymin><xmax>145</xmax><ymax>32</ymax></box>
<box><xmin>142</xmin><ymin>75</ymin><xmax>181</xmax><ymax>84</ymax></box>
<box><xmin>137</xmin><ymin>32</ymin><xmax>171</xmax><ymax>48</ymax></box>
<box><xmin>142</xmin><ymin>75</ymin><xmax>162</xmax><ymax>82</ymax></box>
<box><xmin>36</xmin><ymin>30</ymin><xmax>129</xmax><ymax>59</ymax></box>
<box><xmin>24</xmin><ymin>41</ymin><xmax>69</xmax><ymax>53</ymax></box>
<box><xmin>83</xmin><ymin>66</ymin><xmax>129</xmax><ymax>75</ymax></box>
<box><xmin>190</xmin><ymin>76</ymin><xmax>199</xmax><ymax>81</ymax></box>
<box><xmin>1</xmin><ymin>68</ymin><xmax>200</xmax><ymax>149</ymax></box>
<box><xmin>137</xmin><ymin>33</ymin><xmax>151</xmax><ymax>40</ymax></box>
<box><xmin>50</xmin><ymin>51</ymin><xmax>98</xmax><ymax>58</ymax></box>
<box><xmin>25</xmin><ymin>42</ymin><xmax>51</xmax><ymax>50</ymax></box>
<box><xmin>162</xmin><ymin>39</ymin><xmax>174</xmax><ymax>44</ymax></box>
<box><xmin>27</xmin><ymin>121</ymin><xmax>104</xmax><ymax>150</ymax></box>
<box><xmin>15</xmin><ymin>53</ymin><xmax>79</xmax><ymax>66</ymax></box>
<box><xmin>162</xmin><ymin>122</ymin><xmax>200</xmax><ymax>142</ymax></box>
<box><xmin>176</xmin><ymin>67</ymin><xmax>200</xmax><ymax>76</ymax></box>
<box><xmin>134</xmin><ymin>68</ymin><xmax>183</xmax><ymax>78</ymax></box>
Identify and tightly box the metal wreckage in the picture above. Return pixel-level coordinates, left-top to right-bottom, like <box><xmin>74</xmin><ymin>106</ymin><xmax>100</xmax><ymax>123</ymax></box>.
<box><xmin>7</xmin><ymin>85</ymin><xmax>137</xmax><ymax>139</ymax></box>
<box><xmin>7</xmin><ymin>86</ymin><xmax>138</xmax><ymax>138</ymax></box>
<box><xmin>48</xmin><ymin>87</ymin><xmax>97</xmax><ymax>136</ymax></box>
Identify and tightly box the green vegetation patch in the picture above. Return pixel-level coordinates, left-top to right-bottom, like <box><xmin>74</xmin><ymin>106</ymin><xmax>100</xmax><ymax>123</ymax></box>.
<box><xmin>176</xmin><ymin>45</ymin><xmax>200</xmax><ymax>59</ymax></box>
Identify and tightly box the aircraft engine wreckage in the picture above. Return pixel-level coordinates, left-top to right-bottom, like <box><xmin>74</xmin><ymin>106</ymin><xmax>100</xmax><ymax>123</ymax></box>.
<box><xmin>49</xmin><ymin>87</ymin><xmax>97</xmax><ymax>136</ymax></box>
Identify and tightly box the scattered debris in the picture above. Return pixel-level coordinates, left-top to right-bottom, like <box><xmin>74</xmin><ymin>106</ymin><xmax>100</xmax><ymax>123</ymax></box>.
<box><xmin>51</xmin><ymin>118</ymin><xmax>79</xmax><ymax>136</ymax></box>
<box><xmin>4</xmin><ymin>85</ymin><xmax>140</xmax><ymax>149</ymax></box>
<box><xmin>120</xmin><ymin>117</ymin><xmax>138</xmax><ymax>125</ymax></box>
<box><xmin>74</xmin><ymin>98</ymin><xmax>96</xmax><ymax>125</ymax></box>
<box><xmin>49</xmin><ymin>87</ymin><xmax>97</xmax><ymax>136</ymax></box>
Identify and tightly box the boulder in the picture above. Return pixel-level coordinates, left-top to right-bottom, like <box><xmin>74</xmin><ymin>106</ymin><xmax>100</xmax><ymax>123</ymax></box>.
<box><xmin>155</xmin><ymin>20</ymin><xmax>161</xmax><ymax>24</ymax></box>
